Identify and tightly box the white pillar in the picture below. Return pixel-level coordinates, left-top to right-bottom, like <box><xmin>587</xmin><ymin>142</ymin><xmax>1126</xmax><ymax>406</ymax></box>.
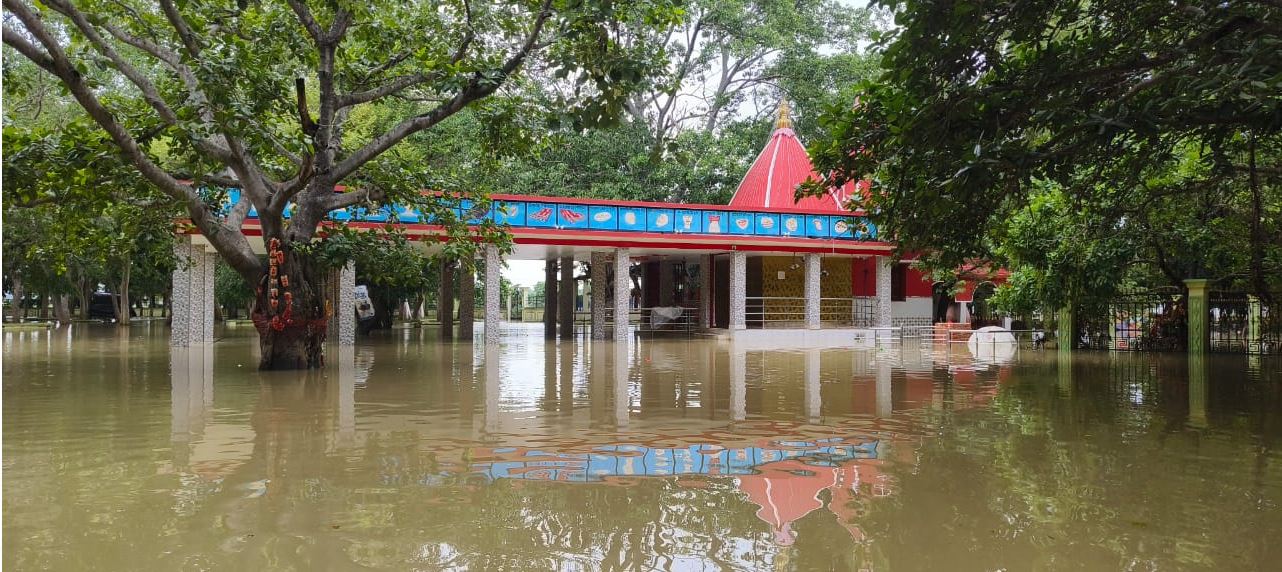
<box><xmin>337</xmin><ymin>262</ymin><xmax>355</xmax><ymax>345</ymax></box>
<box><xmin>484</xmin><ymin>246</ymin><xmax>502</xmax><ymax>344</ymax></box>
<box><xmin>875</xmin><ymin>256</ymin><xmax>893</xmax><ymax>329</ymax></box>
<box><xmin>729</xmin><ymin>251</ymin><xmax>747</xmax><ymax>331</ymax></box>
<box><xmin>613</xmin><ymin>249</ymin><xmax>631</xmax><ymax>341</ymax></box>
<box><xmin>591</xmin><ymin>251</ymin><xmax>609</xmax><ymax>340</ymax></box>
<box><xmin>170</xmin><ymin>239</ymin><xmax>215</xmax><ymax>346</ymax></box>
<box><xmin>699</xmin><ymin>254</ymin><xmax>713</xmax><ymax>330</ymax></box>
<box><xmin>199</xmin><ymin>248</ymin><xmax>215</xmax><ymax>342</ymax></box>
<box><xmin>804</xmin><ymin>253</ymin><xmax>822</xmax><ymax>330</ymax></box>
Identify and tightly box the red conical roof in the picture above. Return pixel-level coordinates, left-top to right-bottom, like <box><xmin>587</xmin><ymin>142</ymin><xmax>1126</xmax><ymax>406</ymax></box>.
<box><xmin>728</xmin><ymin>102</ymin><xmax>845</xmax><ymax>213</ymax></box>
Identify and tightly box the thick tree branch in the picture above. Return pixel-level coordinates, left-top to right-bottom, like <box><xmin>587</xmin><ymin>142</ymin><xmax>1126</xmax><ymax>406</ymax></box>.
<box><xmin>159</xmin><ymin>0</ymin><xmax>202</xmax><ymax>57</ymax></box>
<box><xmin>330</xmin><ymin>0</ymin><xmax>553</xmax><ymax>183</ymax></box>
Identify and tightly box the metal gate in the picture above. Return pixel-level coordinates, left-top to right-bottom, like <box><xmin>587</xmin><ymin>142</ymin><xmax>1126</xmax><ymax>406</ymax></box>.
<box><xmin>1210</xmin><ymin>292</ymin><xmax>1282</xmax><ymax>354</ymax></box>
<box><xmin>1104</xmin><ymin>288</ymin><xmax>1188</xmax><ymax>352</ymax></box>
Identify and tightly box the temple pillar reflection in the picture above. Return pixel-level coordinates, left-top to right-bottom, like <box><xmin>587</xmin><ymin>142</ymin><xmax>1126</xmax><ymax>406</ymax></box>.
<box><xmin>1188</xmin><ymin>352</ymin><xmax>1208</xmax><ymax>428</ymax></box>
<box><xmin>730</xmin><ymin>345</ymin><xmax>747</xmax><ymax>421</ymax></box>
<box><xmin>804</xmin><ymin>349</ymin><xmax>821</xmax><ymax>422</ymax></box>
<box><xmin>613</xmin><ymin>341</ymin><xmax>630</xmax><ymax>427</ymax></box>
<box><xmin>875</xmin><ymin>359</ymin><xmax>892</xmax><ymax>418</ymax></box>
<box><xmin>170</xmin><ymin>345</ymin><xmax>213</xmax><ymax>467</ymax></box>
<box><xmin>483</xmin><ymin>343</ymin><xmax>501</xmax><ymax>436</ymax></box>
<box><xmin>336</xmin><ymin>345</ymin><xmax>356</xmax><ymax>447</ymax></box>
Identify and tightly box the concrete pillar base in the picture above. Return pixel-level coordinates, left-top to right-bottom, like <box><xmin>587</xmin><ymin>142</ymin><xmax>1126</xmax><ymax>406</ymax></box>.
<box><xmin>729</xmin><ymin>251</ymin><xmax>747</xmax><ymax>331</ymax></box>
<box><xmin>875</xmin><ymin>256</ymin><xmax>893</xmax><ymax>329</ymax></box>
<box><xmin>804</xmin><ymin>253</ymin><xmax>822</xmax><ymax>330</ymax></box>
<box><xmin>170</xmin><ymin>239</ymin><xmax>215</xmax><ymax>346</ymax></box>
<box><xmin>484</xmin><ymin>246</ymin><xmax>502</xmax><ymax>344</ymax></box>
<box><xmin>591</xmin><ymin>252</ymin><xmax>609</xmax><ymax>340</ymax></box>
<box><xmin>613</xmin><ymin>249</ymin><xmax>631</xmax><ymax>341</ymax></box>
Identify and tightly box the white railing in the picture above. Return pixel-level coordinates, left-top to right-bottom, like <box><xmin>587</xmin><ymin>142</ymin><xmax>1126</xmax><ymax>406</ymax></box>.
<box><xmin>744</xmin><ymin>297</ymin><xmax>877</xmax><ymax>328</ymax></box>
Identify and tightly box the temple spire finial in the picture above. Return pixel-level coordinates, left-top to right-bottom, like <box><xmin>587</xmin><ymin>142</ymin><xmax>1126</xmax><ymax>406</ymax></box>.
<box><xmin>775</xmin><ymin>99</ymin><xmax>792</xmax><ymax>130</ymax></box>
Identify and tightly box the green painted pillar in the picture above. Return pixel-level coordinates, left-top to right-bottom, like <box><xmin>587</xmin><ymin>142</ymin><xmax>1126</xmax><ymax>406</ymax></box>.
<box><xmin>1057</xmin><ymin>306</ymin><xmax>1075</xmax><ymax>353</ymax></box>
<box><xmin>1185</xmin><ymin>279</ymin><xmax>1210</xmax><ymax>355</ymax></box>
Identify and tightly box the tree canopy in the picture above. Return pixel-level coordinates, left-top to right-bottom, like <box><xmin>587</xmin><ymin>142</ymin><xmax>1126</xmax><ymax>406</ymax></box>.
<box><xmin>807</xmin><ymin>0</ymin><xmax>1282</xmax><ymax>307</ymax></box>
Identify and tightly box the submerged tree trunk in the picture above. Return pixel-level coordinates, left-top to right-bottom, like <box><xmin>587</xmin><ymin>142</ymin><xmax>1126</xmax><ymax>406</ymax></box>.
<box><xmin>252</xmin><ymin>238</ymin><xmax>329</xmax><ymax>370</ymax></box>
<box><xmin>54</xmin><ymin>294</ymin><xmax>72</xmax><ymax>324</ymax></box>
<box><xmin>458</xmin><ymin>264</ymin><xmax>475</xmax><ymax>339</ymax></box>
<box><xmin>112</xmin><ymin>261</ymin><xmax>131</xmax><ymax>326</ymax></box>
<box><xmin>9</xmin><ymin>276</ymin><xmax>24</xmax><ymax>323</ymax></box>
<box><xmin>439</xmin><ymin>259</ymin><xmax>455</xmax><ymax>339</ymax></box>
<box><xmin>72</xmin><ymin>274</ymin><xmax>92</xmax><ymax>320</ymax></box>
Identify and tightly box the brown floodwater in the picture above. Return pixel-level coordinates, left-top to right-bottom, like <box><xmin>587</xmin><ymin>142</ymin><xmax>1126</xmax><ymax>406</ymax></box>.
<box><xmin>4</xmin><ymin>322</ymin><xmax>1282</xmax><ymax>571</ymax></box>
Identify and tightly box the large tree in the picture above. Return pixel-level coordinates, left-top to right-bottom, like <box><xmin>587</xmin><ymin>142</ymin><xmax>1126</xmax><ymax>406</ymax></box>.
<box><xmin>3</xmin><ymin>0</ymin><xmax>678</xmax><ymax>367</ymax></box>
<box><xmin>806</xmin><ymin>0</ymin><xmax>1282</xmax><ymax>303</ymax></box>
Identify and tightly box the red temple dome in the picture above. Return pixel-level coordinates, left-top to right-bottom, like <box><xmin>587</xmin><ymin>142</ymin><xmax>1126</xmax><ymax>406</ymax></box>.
<box><xmin>728</xmin><ymin>101</ymin><xmax>845</xmax><ymax>213</ymax></box>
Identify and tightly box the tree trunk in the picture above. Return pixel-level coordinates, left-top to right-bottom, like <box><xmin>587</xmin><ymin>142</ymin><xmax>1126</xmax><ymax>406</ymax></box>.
<box><xmin>54</xmin><ymin>294</ymin><xmax>72</xmax><ymax>324</ymax></box>
<box><xmin>113</xmin><ymin>261</ymin><xmax>131</xmax><ymax>326</ymax></box>
<box><xmin>38</xmin><ymin>293</ymin><xmax>49</xmax><ymax>320</ymax></box>
<box><xmin>458</xmin><ymin>263</ymin><xmax>475</xmax><ymax>339</ymax></box>
<box><xmin>76</xmin><ymin>281</ymin><xmax>91</xmax><ymax>320</ymax></box>
<box><xmin>9</xmin><ymin>276</ymin><xmax>23</xmax><ymax>323</ymax></box>
<box><xmin>438</xmin><ymin>259</ymin><xmax>455</xmax><ymax>339</ymax></box>
<box><xmin>252</xmin><ymin>238</ymin><xmax>329</xmax><ymax>370</ymax></box>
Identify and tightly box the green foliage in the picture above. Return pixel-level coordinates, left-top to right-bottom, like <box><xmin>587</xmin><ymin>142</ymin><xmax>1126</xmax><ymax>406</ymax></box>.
<box><xmin>215</xmin><ymin>261</ymin><xmax>255</xmax><ymax>312</ymax></box>
<box><xmin>808</xmin><ymin>0</ymin><xmax>1282</xmax><ymax>306</ymax></box>
<box><xmin>3</xmin><ymin>120</ymin><xmax>180</xmax><ymax>308</ymax></box>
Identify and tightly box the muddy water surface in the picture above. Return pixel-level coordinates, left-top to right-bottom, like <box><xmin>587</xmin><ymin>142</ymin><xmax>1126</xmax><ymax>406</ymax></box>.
<box><xmin>4</xmin><ymin>323</ymin><xmax>1282</xmax><ymax>570</ymax></box>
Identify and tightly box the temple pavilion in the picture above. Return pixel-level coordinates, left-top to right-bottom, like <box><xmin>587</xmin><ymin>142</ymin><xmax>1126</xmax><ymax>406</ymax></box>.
<box><xmin>171</xmin><ymin>102</ymin><xmax>957</xmax><ymax>347</ymax></box>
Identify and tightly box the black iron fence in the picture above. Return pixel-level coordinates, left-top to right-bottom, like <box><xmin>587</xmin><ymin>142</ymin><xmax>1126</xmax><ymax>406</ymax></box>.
<box><xmin>1209</xmin><ymin>292</ymin><xmax>1281</xmax><ymax>355</ymax></box>
<box><xmin>1073</xmin><ymin>288</ymin><xmax>1280</xmax><ymax>355</ymax></box>
<box><xmin>1078</xmin><ymin>288</ymin><xmax>1188</xmax><ymax>352</ymax></box>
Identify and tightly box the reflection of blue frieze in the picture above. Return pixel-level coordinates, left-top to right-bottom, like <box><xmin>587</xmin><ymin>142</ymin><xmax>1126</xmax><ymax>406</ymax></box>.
<box><xmin>470</xmin><ymin>438</ymin><xmax>879</xmax><ymax>483</ymax></box>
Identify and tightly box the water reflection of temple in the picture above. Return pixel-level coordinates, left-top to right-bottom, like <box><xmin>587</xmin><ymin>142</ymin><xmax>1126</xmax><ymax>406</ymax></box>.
<box><xmin>166</xmin><ymin>332</ymin><xmax>1028</xmax><ymax>558</ymax></box>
